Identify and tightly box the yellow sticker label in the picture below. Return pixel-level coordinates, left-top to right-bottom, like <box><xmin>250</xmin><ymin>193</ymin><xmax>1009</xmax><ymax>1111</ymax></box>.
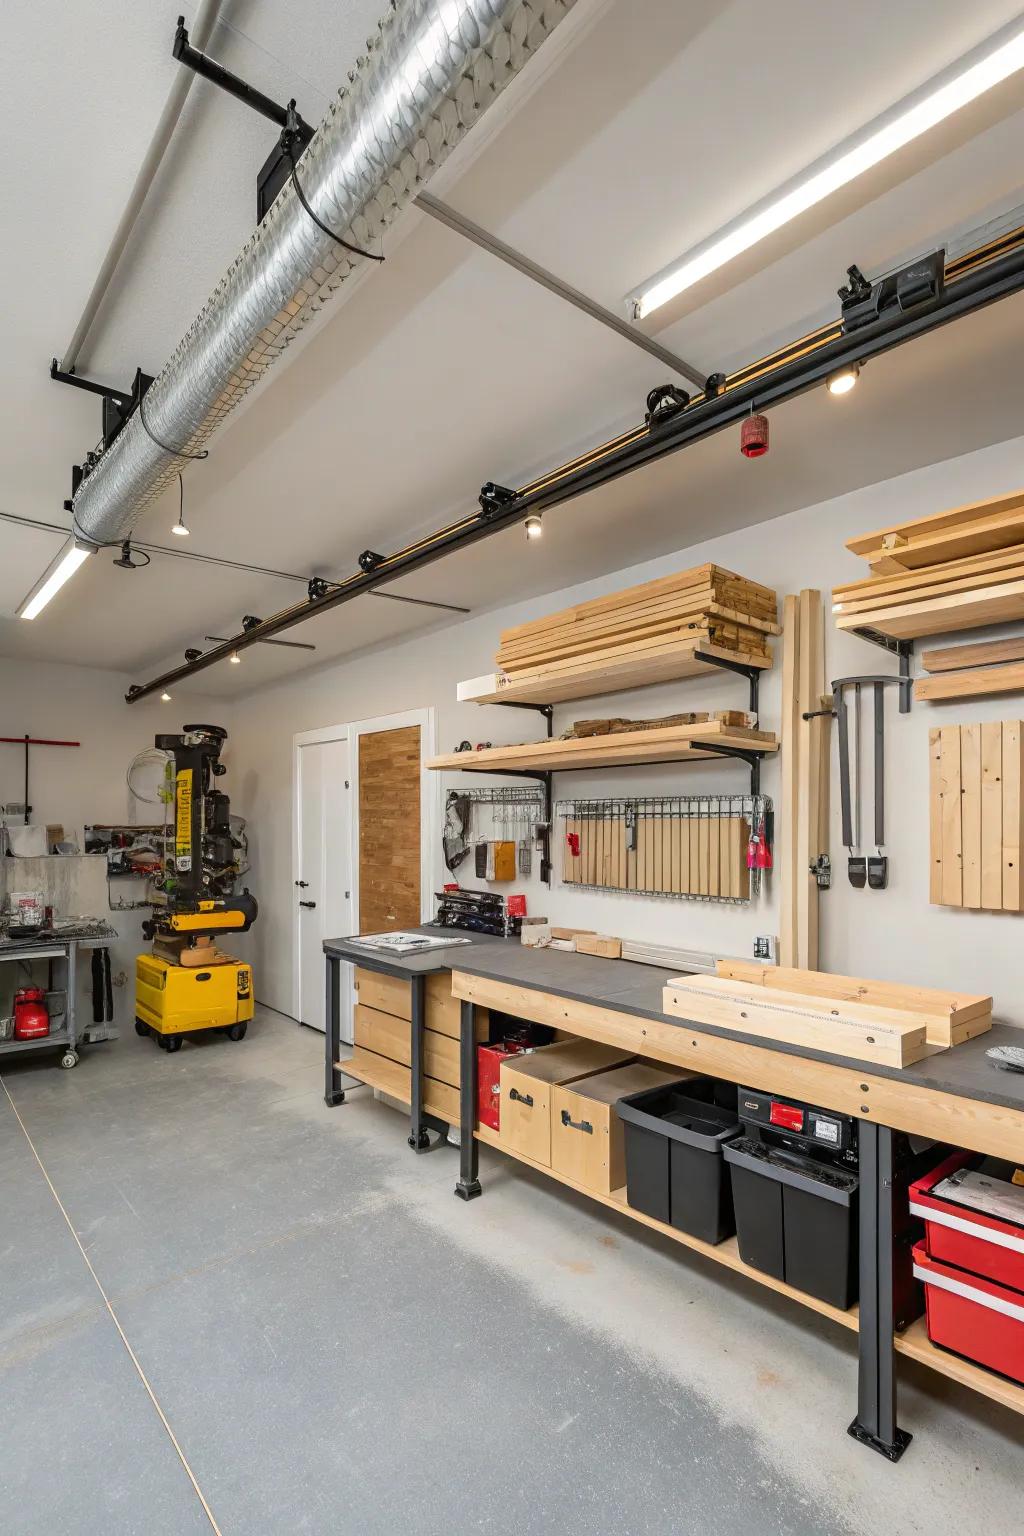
<box><xmin>175</xmin><ymin>769</ymin><xmax>193</xmax><ymax>870</ymax></box>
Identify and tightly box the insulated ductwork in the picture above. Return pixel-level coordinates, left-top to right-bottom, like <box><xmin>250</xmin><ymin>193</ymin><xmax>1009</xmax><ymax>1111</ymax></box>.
<box><xmin>72</xmin><ymin>0</ymin><xmax>577</xmax><ymax>546</ymax></box>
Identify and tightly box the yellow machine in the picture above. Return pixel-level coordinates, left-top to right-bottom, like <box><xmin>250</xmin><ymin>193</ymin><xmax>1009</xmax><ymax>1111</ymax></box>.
<box><xmin>135</xmin><ymin>724</ymin><xmax>258</xmax><ymax>1053</ymax></box>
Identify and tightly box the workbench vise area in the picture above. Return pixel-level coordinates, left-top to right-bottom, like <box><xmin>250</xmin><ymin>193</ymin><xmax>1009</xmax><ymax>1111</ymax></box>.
<box><xmin>135</xmin><ymin>725</ymin><xmax>256</xmax><ymax>1053</ymax></box>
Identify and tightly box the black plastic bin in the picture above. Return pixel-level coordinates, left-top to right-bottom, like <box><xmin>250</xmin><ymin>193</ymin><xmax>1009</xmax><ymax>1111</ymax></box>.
<box><xmin>615</xmin><ymin>1078</ymin><xmax>741</xmax><ymax>1243</ymax></box>
<box><xmin>724</xmin><ymin>1137</ymin><xmax>859</xmax><ymax>1309</ymax></box>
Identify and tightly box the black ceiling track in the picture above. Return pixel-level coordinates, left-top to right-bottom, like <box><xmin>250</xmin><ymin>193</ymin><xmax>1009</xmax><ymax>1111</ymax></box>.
<box><xmin>126</xmin><ymin>227</ymin><xmax>1024</xmax><ymax>702</ymax></box>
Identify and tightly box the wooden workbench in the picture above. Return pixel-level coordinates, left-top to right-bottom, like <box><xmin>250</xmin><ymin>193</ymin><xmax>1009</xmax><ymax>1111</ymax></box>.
<box><xmin>323</xmin><ymin>929</ymin><xmax>1024</xmax><ymax>1457</ymax></box>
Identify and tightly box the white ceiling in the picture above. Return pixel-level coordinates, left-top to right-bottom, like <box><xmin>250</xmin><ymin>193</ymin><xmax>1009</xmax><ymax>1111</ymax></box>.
<box><xmin>4</xmin><ymin>0</ymin><xmax>1024</xmax><ymax>698</ymax></box>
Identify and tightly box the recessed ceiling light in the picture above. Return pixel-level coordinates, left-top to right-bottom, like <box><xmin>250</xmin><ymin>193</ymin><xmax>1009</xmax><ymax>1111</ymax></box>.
<box><xmin>627</xmin><ymin>18</ymin><xmax>1024</xmax><ymax>318</ymax></box>
<box><xmin>827</xmin><ymin>364</ymin><xmax>860</xmax><ymax>395</ymax></box>
<box><xmin>17</xmin><ymin>537</ymin><xmax>97</xmax><ymax>620</ymax></box>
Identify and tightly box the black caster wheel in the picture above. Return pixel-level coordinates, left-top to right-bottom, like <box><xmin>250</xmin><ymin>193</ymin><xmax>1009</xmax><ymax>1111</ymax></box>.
<box><xmin>134</xmin><ymin>1019</ymin><xmax>148</xmax><ymax>1037</ymax></box>
<box><xmin>165</xmin><ymin>1036</ymin><xmax>183</xmax><ymax>1053</ymax></box>
<box><xmin>227</xmin><ymin>1022</ymin><xmax>247</xmax><ymax>1041</ymax></box>
<box><xmin>59</xmin><ymin>1051</ymin><xmax>79</xmax><ymax>1070</ymax></box>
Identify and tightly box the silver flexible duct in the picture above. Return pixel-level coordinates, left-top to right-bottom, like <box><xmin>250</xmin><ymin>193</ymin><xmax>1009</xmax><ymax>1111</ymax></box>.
<box><xmin>72</xmin><ymin>0</ymin><xmax>576</xmax><ymax>545</ymax></box>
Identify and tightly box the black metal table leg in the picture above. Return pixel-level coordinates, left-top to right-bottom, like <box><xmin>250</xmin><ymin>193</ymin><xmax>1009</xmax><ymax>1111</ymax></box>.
<box><xmin>455</xmin><ymin>998</ymin><xmax>482</xmax><ymax>1200</ymax></box>
<box><xmin>848</xmin><ymin>1121</ymin><xmax>911</xmax><ymax>1460</ymax></box>
<box><xmin>408</xmin><ymin>974</ymin><xmax>433</xmax><ymax>1151</ymax></box>
<box><xmin>324</xmin><ymin>954</ymin><xmax>346</xmax><ymax>1107</ymax></box>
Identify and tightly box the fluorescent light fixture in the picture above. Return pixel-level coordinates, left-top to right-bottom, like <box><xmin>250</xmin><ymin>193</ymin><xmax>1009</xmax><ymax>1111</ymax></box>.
<box><xmin>628</xmin><ymin>18</ymin><xmax>1024</xmax><ymax>318</ymax></box>
<box><xmin>17</xmin><ymin>537</ymin><xmax>97</xmax><ymax>620</ymax></box>
<box><xmin>827</xmin><ymin>364</ymin><xmax>860</xmax><ymax>395</ymax></box>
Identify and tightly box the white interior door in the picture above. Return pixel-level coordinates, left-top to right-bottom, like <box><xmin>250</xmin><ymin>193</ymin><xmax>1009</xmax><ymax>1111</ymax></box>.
<box><xmin>296</xmin><ymin>737</ymin><xmax>352</xmax><ymax>1038</ymax></box>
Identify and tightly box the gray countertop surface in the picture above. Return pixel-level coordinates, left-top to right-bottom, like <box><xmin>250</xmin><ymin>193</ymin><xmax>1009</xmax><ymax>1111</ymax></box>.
<box><xmin>325</xmin><ymin>927</ymin><xmax>1024</xmax><ymax>1115</ymax></box>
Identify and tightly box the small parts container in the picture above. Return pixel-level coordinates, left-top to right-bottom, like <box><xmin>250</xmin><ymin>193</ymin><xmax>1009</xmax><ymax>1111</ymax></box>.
<box><xmin>724</xmin><ymin>1137</ymin><xmax>859</xmax><ymax>1309</ymax></box>
<box><xmin>615</xmin><ymin>1079</ymin><xmax>740</xmax><ymax>1244</ymax></box>
<box><xmin>914</xmin><ymin>1241</ymin><xmax>1024</xmax><ymax>1386</ymax></box>
<box><xmin>910</xmin><ymin>1152</ymin><xmax>1024</xmax><ymax>1293</ymax></box>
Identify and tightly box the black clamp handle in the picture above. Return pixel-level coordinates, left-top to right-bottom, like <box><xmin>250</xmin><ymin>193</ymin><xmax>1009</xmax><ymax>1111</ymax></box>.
<box><xmin>560</xmin><ymin>1110</ymin><xmax>593</xmax><ymax>1134</ymax></box>
<box><xmin>508</xmin><ymin>1088</ymin><xmax>533</xmax><ymax>1107</ymax></box>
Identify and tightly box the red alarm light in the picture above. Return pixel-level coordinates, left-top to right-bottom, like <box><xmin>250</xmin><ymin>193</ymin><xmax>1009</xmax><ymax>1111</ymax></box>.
<box><xmin>740</xmin><ymin>413</ymin><xmax>769</xmax><ymax>457</ymax></box>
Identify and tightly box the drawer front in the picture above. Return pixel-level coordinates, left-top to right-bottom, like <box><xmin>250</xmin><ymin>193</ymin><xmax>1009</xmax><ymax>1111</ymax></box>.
<box><xmin>424</xmin><ymin>1028</ymin><xmax>460</xmax><ymax>1087</ymax></box>
<box><xmin>426</xmin><ymin>974</ymin><xmax>490</xmax><ymax>1040</ymax></box>
<box><xmin>500</xmin><ymin>1064</ymin><xmax>553</xmax><ymax>1165</ymax></box>
<box><xmin>354</xmin><ymin>968</ymin><xmax>412</xmax><ymax>1021</ymax></box>
<box><xmin>550</xmin><ymin>1087</ymin><xmax>617</xmax><ymax>1193</ymax></box>
<box><xmin>354</xmin><ymin>1004</ymin><xmax>410</xmax><ymax>1065</ymax></box>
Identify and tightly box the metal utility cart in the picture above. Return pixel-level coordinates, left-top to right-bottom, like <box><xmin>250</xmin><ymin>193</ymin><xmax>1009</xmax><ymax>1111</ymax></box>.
<box><xmin>0</xmin><ymin>926</ymin><xmax>117</xmax><ymax>1069</ymax></box>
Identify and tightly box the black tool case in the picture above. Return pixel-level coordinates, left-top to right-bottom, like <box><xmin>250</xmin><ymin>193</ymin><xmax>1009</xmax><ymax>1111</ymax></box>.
<box><xmin>615</xmin><ymin>1078</ymin><xmax>741</xmax><ymax>1244</ymax></box>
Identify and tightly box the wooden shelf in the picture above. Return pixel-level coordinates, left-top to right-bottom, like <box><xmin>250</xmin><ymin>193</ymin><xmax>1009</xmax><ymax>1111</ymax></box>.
<box><xmin>428</xmin><ymin>721</ymin><xmax>778</xmax><ymax>775</ymax></box>
<box><xmin>461</xmin><ymin>640</ymin><xmax>770</xmax><ymax>708</ymax></box>
<box><xmin>336</xmin><ymin>1048</ymin><xmax>459</xmax><ymax>1123</ymax></box>
<box><xmin>913</xmin><ymin>662</ymin><xmax>1024</xmax><ymax>703</ymax></box>
<box><xmin>475</xmin><ymin>1123</ymin><xmax>1024</xmax><ymax>1417</ymax></box>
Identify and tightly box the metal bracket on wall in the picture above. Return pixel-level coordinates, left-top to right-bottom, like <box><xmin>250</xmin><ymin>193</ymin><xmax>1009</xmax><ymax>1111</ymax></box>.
<box><xmin>849</xmin><ymin>628</ymin><xmax>914</xmax><ymax>713</ymax></box>
<box><xmin>693</xmin><ymin>650</ymin><xmax>763</xmax><ymax>720</ymax></box>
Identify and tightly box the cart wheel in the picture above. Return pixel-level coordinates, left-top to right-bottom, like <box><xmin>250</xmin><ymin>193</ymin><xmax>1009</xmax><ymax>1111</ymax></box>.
<box><xmin>155</xmin><ymin>1034</ymin><xmax>168</xmax><ymax>1050</ymax></box>
<box><xmin>134</xmin><ymin>1019</ymin><xmax>148</xmax><ymax>1037</ymax></box>
<box><xmin>165</xmin><ymin>1036</ymin><xmax>183</xmax><ymax>1053</ymax></box>
<box><xmin>227</xmin><ymin>1022</ymin><xmax>248</xmax><ymax>1042</ymax></box>
<box><xmin>59</xmin><ymin>1051</ymin><xmax>78</xmax><ymax>1070</ymax></box>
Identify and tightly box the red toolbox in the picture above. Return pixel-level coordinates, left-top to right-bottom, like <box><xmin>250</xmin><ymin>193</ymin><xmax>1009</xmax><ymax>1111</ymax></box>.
<box><xmin>909</xmin><ymin>1152</ymin><xmax>1024</xmax><ymax>1292</ymax></box>
<box><xmin>477</xmin><ymin>1041</ymin><xmax>530</xmax><ymax>1132</ymax></box>
<box><xmin>913</xmin><ymin>1241</ymin><xmax>1024</xmax><ymax>1385</ymax></box>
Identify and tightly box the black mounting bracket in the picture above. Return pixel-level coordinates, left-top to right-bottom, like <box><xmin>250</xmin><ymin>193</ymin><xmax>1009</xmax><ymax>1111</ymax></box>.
<box><xmin>696</xmin><ymin>741</ymin><xmax>766</xmax><ymax>797</ymax></box>
<box><xmin>693</xmin><ymin>649</ymin><xmax>762</xmax><ymax>720</ymax></box>
<box><xmin>50</xmin><ymin>360</ymin><xmax>153</xmax><ymax>454</ymax></box>
<box><xmin>172</xmin><ymin>16</ymin><xmax>315</xmax><ymax>224</ymax></box>
<box><xmin>479</xmin><ymin>482</ymin><xmax>518</xmax><ymax>520</ymax></box>
<box><xmin>847</xmin><ymin>630</ymin><xmax>914</xmax><ymax>713</ymax></box>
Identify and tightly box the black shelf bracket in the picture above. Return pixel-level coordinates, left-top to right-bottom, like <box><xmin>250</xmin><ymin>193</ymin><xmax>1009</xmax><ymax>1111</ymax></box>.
<box><xmin>692</xmin><ymin>741</ymin><xmax>765</xmax><ymax>797</ymax></box>
<box><xmin>850</xmin><ymin>628</ymin><xmax>914</xmax><ymax>713</ymax></box>
<box><xmin>693</xmin><ymin>650</ymin><xmax>763</xmax><ymax>720</ymax></box>
<box><xmin>491</xmin><ymin>701</ymin><xmax>554</xmax><ymax>738</ymax></box>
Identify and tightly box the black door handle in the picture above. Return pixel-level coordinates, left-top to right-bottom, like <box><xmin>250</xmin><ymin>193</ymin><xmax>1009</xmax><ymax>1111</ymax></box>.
<box><xmin>299</xmin><ymin>900</ymin><xmax>317</xmax><ymax>909</ymax></box>
<box><xmin>295</xmin><ymin>880</ymin><xmax>309</xmax><ymax>888</ymax></box>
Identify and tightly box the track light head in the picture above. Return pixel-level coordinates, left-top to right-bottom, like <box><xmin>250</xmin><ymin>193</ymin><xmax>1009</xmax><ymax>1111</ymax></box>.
<box><xmin>113</xmin><ymin>540</ymin><xmax>138</xmax><ymax>570</ymax></box>
<box><xmin>826</xmin><ymin>363</ymin><xmax>860</xmax><ymax>395</ymax></box>
<box><xmin>358</xmin><ymin>550</ymin><xmax>385</xmax><ymax>573</ymax></box>
<box><xmin>160</xmin><ymin>691</ymin><xmax>172</xmax><ymax>702</ymax></box>
<box><xmin>229</xmin><ymin>651</ymin><xmax>241</xmax><ymax>664</ymax></box>
<box><xmin>524</xmin><ymin>514</ymin><xmax>543</xmax><ymax>542</ymax></box>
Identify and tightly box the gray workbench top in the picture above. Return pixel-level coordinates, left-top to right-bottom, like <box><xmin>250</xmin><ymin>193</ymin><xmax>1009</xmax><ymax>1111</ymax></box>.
<box><xmin>325</xmin><ymin>927</ymin><xmax>1024</xmax><ymax>1116</ymax></box>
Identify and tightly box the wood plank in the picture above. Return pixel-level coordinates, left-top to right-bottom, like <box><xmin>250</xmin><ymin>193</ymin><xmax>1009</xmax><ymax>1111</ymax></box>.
<box><xmin>981</xmin><ymin>722</ymin><xmax>1004</xmax><ymax>911</ymax></box>
<box><xmin>1002</xmin><ymin>721</ymin><xmax>1023</xmax><ymax>912</ymax></box>
<box><xmin>663</xmin><ymin>977</ymin><xmax>929</xmax><ymax>1069</ymax></box>
<box><xmin>961</xmin><ymin>723</ymin><xmax>982</xmax><ymax>911</ymax></box>
<box><xmin>463</xmin><ymin>638</ymin><xmax>772</xmax><ymax>708</ymax></box>
<box><xmin>835</xmin><ymin>541</ymin><xmax>1024</xmax><ymax>602</ymax></box>
<box><xmin>834</xmin><ymin>577</ymin><xmax>1024</xmax><ymax>641</ymax></box>
<box><xmin>795</xmin><ymin>590</ymin><xmax>824</xmax><ymax>969</ymax></box>
<box><xmin>359</xmin><ymin>726</ymin><xmax>420</xmax><ymax>934</ymax></box>
<box><xmin>427</xmin><ymin>722</ymin><xmax>778</xmax><ymax>774</ymax></box>
<box><xmin>845</xmin><ymin>487</ymin><xmax>1024</xmax><ymax>559</ymax></box>
<box><xmin>928</xmin><ymin>729</ymin><xmax>943</xmax><ymax>905</ymax></box>
<box><xmin>836</xmin><ymin>559</ymin><xmax>1024</xmax><ymax>617</ymax></box>
<box><xmin>714</xmin><ymin>959</ymin><xmax>991</xmax><ymax>1046</ymax></box>
<box><xmin>499</xmin><ymin>564</ymin><xmax>776</xmax><ymax>642</ymax></box>
<box><xmin>451</xmin><ymin>972</ymin><xmax>1024</xmax><ymax>1161</ymax></box>
<box><xmin>498</xmin><ymin>627</ymin><xmax>770</xmax><ymax>682</ymax></box>
<box><xmin>922</xmin><ymin>635</ymin><xmax>1024</xmax><ymax>673</ymax></box>
<box><xmin>339</xmin><ymin>1048</ymin><xmax>460</xmax><ymax>1124</ymax></box>
<box><xmin>779</xmin><ymin>594</ymin><xmax>801</xmax><ymax>966</ymax></box>
<box><xmin>855</xmin><ymin>505</ymin><xmax>1024</xmax><ymax>573</ymax></box>
<box><xmin>939</xmin><ymin>725</ymin><xmax>963</xmax><ymax>908</ymax></box>
<box><xmin>915</xmin><ymin>663</ymin><xmax>1024</xmax><ymax>703</ymax></box>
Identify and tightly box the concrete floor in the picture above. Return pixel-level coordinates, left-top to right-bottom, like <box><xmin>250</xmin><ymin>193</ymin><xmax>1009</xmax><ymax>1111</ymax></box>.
<box><xmin>1</xmin><ymin>1011</ymin><xmax>1020</xmax><ymax>1536</ymax></box>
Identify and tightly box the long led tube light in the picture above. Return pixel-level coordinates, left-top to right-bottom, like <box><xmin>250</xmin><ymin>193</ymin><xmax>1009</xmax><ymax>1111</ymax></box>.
<box><xmin>17</xmin><ymin>538</ymin><xmax>96</xmax><ymax>620</ymax></box>
<box><xmin>628</xmin><ymin>18</ymin><xmax>1024</xmax><ymax>319</ymax></box>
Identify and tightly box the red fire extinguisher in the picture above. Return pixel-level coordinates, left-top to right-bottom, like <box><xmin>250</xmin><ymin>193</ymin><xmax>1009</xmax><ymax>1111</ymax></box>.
<box><xmin>14</xmin><ymin>986</ymin><xmax>49</xmax><ymax>1040</ymax></box>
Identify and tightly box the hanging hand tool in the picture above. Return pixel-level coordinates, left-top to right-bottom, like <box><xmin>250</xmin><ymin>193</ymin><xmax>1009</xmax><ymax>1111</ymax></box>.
<box><xmin>833</xmin><ymin>674</ymin><xmax>905</xmax><ymax>891</ymax></box>
<box><xmin>868</xmin><ymin>682</ymin><xmax>888</xmax><ymax>889</ymax></box>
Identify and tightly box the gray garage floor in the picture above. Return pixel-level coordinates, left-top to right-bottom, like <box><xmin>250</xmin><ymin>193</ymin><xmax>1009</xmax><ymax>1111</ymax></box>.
<box><xmin>1</xmin><ymin>1008</ymin><xmax>1020</xmax><ymax>1535</ymax></box>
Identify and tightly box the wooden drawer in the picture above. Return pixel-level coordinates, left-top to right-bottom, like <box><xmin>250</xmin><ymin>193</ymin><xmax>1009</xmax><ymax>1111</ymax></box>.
<box><xmin>551</xmin><ymin>1061</ymin><xmax>686</xmax><ymax>1194</ymax></box>
<box><xmin>354</xmin><ymin>1003</ymin><xmax>483</xmax><ymax>1088</ymax></box>
<box><xmin>354</xmin><ymin>967</ymin><xmax>488</xmax><ymax>1040</ymax></box>
<box><xmin>344</xmin><ymin>1047</ymin><xmax>460</xmax><ymax>1125</ymax></box>
<box><xmin>499</xmin><ymin>1040</ymin><xmax>635</xmax><ymax>1167</ymax></box>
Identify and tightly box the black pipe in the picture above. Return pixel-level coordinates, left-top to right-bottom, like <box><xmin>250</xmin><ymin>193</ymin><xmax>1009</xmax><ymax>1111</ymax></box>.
<box><xmin>125</xmin><ymin>234</ymin><xmax>1024</xmax><ymax>703</ymax></box>
<box><xmin>173</xmin><ymin>17</ymin><xmax>310</xmax><ymax>133</ymax></box>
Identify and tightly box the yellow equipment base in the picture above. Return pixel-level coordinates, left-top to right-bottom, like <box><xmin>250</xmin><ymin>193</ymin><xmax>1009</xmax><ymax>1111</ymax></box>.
<box><xmin>135</xmin><ymin>953</ymin><xmax>254</xmax><ymax>1040</ymax></box>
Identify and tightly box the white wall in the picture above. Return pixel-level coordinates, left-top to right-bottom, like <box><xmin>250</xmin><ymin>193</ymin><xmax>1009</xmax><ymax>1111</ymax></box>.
<box><xmin>0</xmin><ymin>657</ymin><xmax>231</xmax><ymax>1030</ymax></box>
<box><xmin>156</xmin><ymin>435</ymin><xmax>1024</xmax><ymax>1026</ymax></box>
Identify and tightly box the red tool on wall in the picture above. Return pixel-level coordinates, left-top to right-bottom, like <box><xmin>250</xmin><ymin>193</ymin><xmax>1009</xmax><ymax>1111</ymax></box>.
<box><xmin>13</xmin><ymin>987</ymin><xmax>50</xmax><ymax>1040</ymax></box>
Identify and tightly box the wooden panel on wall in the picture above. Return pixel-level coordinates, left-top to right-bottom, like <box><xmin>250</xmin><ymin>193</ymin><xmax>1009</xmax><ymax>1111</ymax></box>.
<box><xmin>359</xmin><ymin>725</ymin><xmax>421</xmax><ymax>934</ymax></box>
<box><xmin>930</xmin><ymin>720</ymin><xmax>1024</xmax><ymax>913</ymax></box>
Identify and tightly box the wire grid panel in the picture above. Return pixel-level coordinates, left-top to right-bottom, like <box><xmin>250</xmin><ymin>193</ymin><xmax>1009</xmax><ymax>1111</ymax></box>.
<box><xmin>556</xmin><ymin>795</ymin><xmax>772</xmax><ymax>902</ymax></box>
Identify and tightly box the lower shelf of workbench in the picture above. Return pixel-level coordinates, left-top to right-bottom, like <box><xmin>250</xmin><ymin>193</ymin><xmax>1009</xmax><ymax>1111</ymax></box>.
<box><xmin>475</xmin><ymin>1122</ymin><xmax>1024</xmax><ymax>1418</ymax></box>
<box><xmin>0</xmin><ymin>1031</ymin><xmax>71</xmax><ymax>1055</ymax></box>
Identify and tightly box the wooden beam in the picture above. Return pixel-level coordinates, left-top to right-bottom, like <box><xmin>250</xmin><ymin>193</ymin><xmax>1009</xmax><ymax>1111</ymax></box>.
<box><xmin>779</xmin><ymin>594</ymin><xmax>801</xmax><ymax>967</ymax></box>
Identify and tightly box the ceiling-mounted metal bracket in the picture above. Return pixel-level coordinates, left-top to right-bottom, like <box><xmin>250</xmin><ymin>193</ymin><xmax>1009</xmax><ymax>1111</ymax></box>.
<box><xmin>172</xmin><ymin>16</ymin><xmax>315</xmax><ymax>223</ymax></box>
<box><xmin>848</xmin><ymin>630</ymin><xmax>914</xmax><ymax>712</ymax></box>
<box><xmin>50</xmin><ymin>360</ymin><xmax>153</xmax><ymax>453</ymax></box>
<box><xmin>478</xmin><ymin>482</ymin><xmax>518</xmax><ymax>520</ymax></box>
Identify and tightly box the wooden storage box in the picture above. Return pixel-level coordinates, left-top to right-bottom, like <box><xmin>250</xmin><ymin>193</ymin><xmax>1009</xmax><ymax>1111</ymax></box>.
<box><xmin>354</xmin><ymin>967</ymin><xmax>488</xmax><ymax>1042</ymax></box>
<box><xmin>499</xmin><ymin>1040</ymin><xmax>634</xmax><ymax>1166</ymax></box>
<box><xmin>550</xmin><ymin>1061</ymin><xmax>683</xmax><ymax>1194</ymax></box>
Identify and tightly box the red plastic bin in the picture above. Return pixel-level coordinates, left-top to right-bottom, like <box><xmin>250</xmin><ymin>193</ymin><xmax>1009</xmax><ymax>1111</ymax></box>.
<box><xmin>913</xmin><ymin>1240</ymin><xmax>1024</xmax><ymax>1385</ymax></box>
<box><xmin>909</xmin><ymin>1152</ymin><xmax>1024</xmax><ymax>1292</ymax></box>
<box><xmin>477</xmin><ymin>1042</ymin><xmax>529</xmax><ymax>1132</ymax></box>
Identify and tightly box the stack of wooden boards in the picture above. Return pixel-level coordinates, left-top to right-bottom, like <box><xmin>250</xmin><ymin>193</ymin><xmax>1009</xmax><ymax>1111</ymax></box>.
<box><xmin>564</xmin><ymin>710</ymin><xmax>753</xmax><ymax>737</ymax></box>
<box><xmin>491</xmin><ymin>564</ymin><xmax>779</xmax><ymax>692</ymax></box>
<box><xmin>563</xmin><ymin>811</ymin><xmax>750</xmax><ymax>900</ymax></box>
<box><xmin>915</xmin><ymin>637</ymin><xmax>1024</xmax><ymax>704</ymax></box>
<box><xmin>929</xmin><ymin>721</ymin><xmax>1024</xmax><ymax>911</ymax></box>
<box><xmin>834</xmin><ymin>488</ymin><xmax>1024</xmax><ymax>641</ymax></box>
<box><xmin>662</xmin><ymin>959</ymin><xmax>992</xmax><ymax>1069</ymax></box>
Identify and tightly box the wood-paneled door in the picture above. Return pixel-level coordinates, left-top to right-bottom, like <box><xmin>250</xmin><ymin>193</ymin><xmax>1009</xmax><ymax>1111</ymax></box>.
<box><xmin>358</xmin><ymin>725</ymin><xmax>421</xmax><ymax>933</ymax></box>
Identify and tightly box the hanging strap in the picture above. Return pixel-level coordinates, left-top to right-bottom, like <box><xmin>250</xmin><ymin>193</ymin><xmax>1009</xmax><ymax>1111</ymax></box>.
<box><xmin>874</xmin><ymin>682</ymin><xmax>885</xmax><ymax>849</ymax></box>
<box><xmin>836</xmin><ymin>686</ymin><xmax>854</xmax><ymax>849</ymax></box>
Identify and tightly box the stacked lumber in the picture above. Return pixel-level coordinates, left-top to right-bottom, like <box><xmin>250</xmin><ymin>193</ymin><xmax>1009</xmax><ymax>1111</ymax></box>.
<box><xmin>563</xmin><ymin>710</ymin><xmax>754</xmax><ymax>738</ymax></box>
<box><xmin>427</xmin><ymin>720</ymin><xmax>778</xmax><ymax>774</ymax></box>
<box><xmin>835</xmin><ymin>488</ymin><xmax>1024</xmax><ymax>640</ymax></box>
<box><xmin>715</xmin><ymin>959</ymin><xmax>992</xmax><ymax>1047</ymax></box>
<box><xmin>495</xmin><ymin>565</ymin><xmax>779</xmax><ymax>681</ymax></box>
<box><xmin>914</xmin><ymin>637</ymin><xmax>1024</xmax><ymax>703</ymax></box>
<box><xmin>929</xmin><ymin>721</ymin><xmax>1024</xmax><ymax>912</ymax></box>
<box><xmin>663</xmin><ymin>973</ymin><xmax>931</xmax><ymax>1068</ymax></box>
